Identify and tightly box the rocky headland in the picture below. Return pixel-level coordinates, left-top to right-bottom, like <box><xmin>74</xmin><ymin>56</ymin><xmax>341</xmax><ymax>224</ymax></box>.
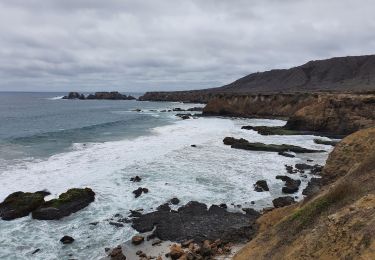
<box><xmin>63</xmin><ymin>91</ymin><xmax>136</xmax><ymax>100</ymax></box>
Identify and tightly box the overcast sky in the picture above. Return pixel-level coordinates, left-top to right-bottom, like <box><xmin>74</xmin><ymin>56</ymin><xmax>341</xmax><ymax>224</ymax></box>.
<box><xmin>0</xmin><ymin>0</ymin><xmax>374</xmax><ymax>92</ymax></box>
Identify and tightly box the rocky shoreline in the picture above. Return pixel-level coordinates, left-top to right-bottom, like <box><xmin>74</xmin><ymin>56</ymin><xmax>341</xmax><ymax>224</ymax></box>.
<box><xmin>139</xmin><ymin>91</ymin><xmax>375</xmax><ymax>136</ymax></box>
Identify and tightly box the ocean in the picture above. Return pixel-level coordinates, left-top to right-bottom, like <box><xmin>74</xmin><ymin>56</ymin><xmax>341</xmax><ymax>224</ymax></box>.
<box><xmin>0</xmin><ymin>92</ymin><xmax>333</xmax><ymax>259</ymax></box>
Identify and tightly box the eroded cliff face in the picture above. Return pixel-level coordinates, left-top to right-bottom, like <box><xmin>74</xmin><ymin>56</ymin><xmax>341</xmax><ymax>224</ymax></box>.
<box><xmin>285</xmin><ymin>94</ymin><xmax>375</xmax><ymax>135</ymax></box>
<box><xmin>203</xmin><ymin>93</ymin><xmax>375</xmax><ymax>135</ymax></box>
<box><xmin>202</xmin><ymin>93</ymin><xmax>317</xmax><ymax>118</ymax></box>
<box><xmin>233</xmin><ymin>127</ymin><xmax>375</xmax><ymax>260</ymax></box>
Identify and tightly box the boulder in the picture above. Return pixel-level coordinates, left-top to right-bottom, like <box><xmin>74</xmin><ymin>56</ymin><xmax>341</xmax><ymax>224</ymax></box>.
<box><xmin>131</xmin><ymin>235</ymin><xmax>144</xmax><ymax>245</ymax></box>
<box><xmin>276</xmin><ymin>175</ymin><xmax>301</xmax><ymax>194</ymax></box>
<box><xmin>170</xmin><ymin>197</ymin><xmax>180</xmax><ymax>205</ymax></box>
<box><xmin>0</xmin><ymin>190</ymin><xmax>50</xmax><ymax>220</ymax></box>
<box><xmin>108</xmin><ymin>245</ymin><xmax>126</xmax><ymax>260</ymax></box>
<box><xmin>132</xmin><ymin>187</ymin><xmax>148</xmax><ymax>198</ymax></box>
<box><xmin>130</xmin><ymin>176</ymin><xmax>142</xmax><ymax>182</ymax></box>
<box><xmin>278</xmin><ymin>151</ymin><xmax>296</xmax><ymax>158</ymax></box>
<box><xmin>272</xmin><ymin>196</ymin><xmax>296</xmax><ymax>208</ymax></box>
<box><xmin>302</xmin><ymin>178</ymin><xmax>322</xmax><ymax>197</ymax></box>
<box><xmin>60</xmin><ymin>235</ymin><xmax>74</xmax><ymax>244</ymax></box>
<box><xmin>32</xmin><ymin>188</ymin><xmax>95</xmax><ymax>220</ymax></box>
<box><xmin>169</xmin><ymin>244</ymin><xmax>184</xmax><ymax>260</ymax></box>
<box><xmin>254</xmin><ymin>180</ymin><xmax>269</xmax><ymax>192</ymax></box>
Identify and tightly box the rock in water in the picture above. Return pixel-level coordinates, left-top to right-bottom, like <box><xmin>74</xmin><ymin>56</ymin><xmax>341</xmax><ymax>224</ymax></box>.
<box><xmin>223</xmin><ymin>137</ymin><xmax>325</xmax><ymax>153</ymax></box>
<box><xmin>60</xmin><ymin>235</ymin><xmax>74</xmax><ymax>244</ymax></box>
<box><xmin>169</xmin><ymin>197</ymin><xmax>180</xmax><ymax>205</ymax></box>
<box><xmin>272</xmin><ymin>196</ymin><xmax>296</xmax><ymax>208</ymax></box>
<box><xmin>0</xmin><ymin>191</ymin><xmax>50</xmax><ymax>220</ymax></box>
<box><xmin>32</xmin><ymin>188</ymin><xmax>95</xmax><ymax>220</ymax></box>
<box><xmin>276</xmin><ymin>175</ymin><xmax>301</xmax><ymax>194</ymax></box>
<box><xmin>254</xmin><ymin>180</ymin><xmax>269</xmax><ymax>192</ymax></box>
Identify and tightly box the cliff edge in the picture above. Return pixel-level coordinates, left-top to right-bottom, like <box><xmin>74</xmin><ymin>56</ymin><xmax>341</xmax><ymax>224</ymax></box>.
<box><xmin>233</xmin><ymin>127</ymin><xmax>375</xmax><ymax>260</ymax></box>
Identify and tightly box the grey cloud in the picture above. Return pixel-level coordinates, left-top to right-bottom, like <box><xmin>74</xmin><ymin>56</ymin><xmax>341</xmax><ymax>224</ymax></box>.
<box><xmin>0</xmin><ymin>0</ymin><xmax>374</xmax><ymax>92</ymax></box>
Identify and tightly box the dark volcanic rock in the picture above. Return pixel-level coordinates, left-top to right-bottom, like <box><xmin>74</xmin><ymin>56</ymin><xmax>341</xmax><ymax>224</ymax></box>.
<box><xmin>169</xmin><ymin>197</ymin><xmax>180</xmax><ymax>205</ymax></box>
<box><xmin>0</xmin><ymin>191</ymin><xmax>50</xmax><ymax>220</ymax></box>
<box><xmin>131</xmin><ymin>201</ymin><xmax>260</xmax><ymax>243</ymax></box>
<box><xmin>313</xmin><ymin>138</ymin><xmax>339</xmax><ymax>146</ymax></box>
<box><xmin>278</xmin><ymin>151</ymin><xmax>296</xmax><ymax>158</ymax></box>
<box><xmin>272</xmin><ymin>196</ymin><xmax>296</xmax><ymax>208</ymax></box>
<box><xmin>223</xmin><ymin>137</ymin><xmax>324</xmax><ymax>153</ymax></box>
<box><xmin>276</xmin><ymin>175</ymin><xmax>301</xmax><ymax>194</ymax></box>
<box><xmin>130</xmin><ymin>176</ymin><xmax>142</xmax><ymax>182</ymax></box>
<box><xmin>302</xmin><ymin>178</ymin><xmax>323</xmax><ymax>197</ymax></box>
<box><xmin>132</xmin><ymin>187</ymin><xmax>148</xmax><ymax>198</ymax></box>
<box><xmin>254</xmin><ymin>180</ymin><xmax>269</xmax><ymax>192</ymax></box>
<box><xmin>32</xmin><ymin>188</ymin><xmax>95</xmax><ymax>220</ymax></box>
<box><xmin>60</xmin><ymin>235</ymin><xmax>74</xmax><ymax>244</ymax></box>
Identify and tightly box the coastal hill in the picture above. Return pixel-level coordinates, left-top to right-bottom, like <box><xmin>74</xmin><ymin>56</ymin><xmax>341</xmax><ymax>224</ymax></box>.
<box><xmin>139</xmin><ymin>54</ymin><xmax>375</xmax><ymax>102</ymax></box>
<box><xmin>214</xmin><ymin>54</ymin><xmax>375</xmax><ymax>93</ymax></box>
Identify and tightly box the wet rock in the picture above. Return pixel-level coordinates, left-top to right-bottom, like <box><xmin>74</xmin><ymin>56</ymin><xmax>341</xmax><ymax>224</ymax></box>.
<box><xmin>170</xmin><ymin>197</ymin><xmax>180</xmax><ymax>205</ymax></box>
<box><xmin>254</xmin><ymin>180</ymin><xmax>269</xmax><ymax>192</ymax></box>
<box><xmin>131</xmin><ymin>201</ymin><xmax>260</xmax><ymax>243</ymax></box>
<box><xmin>276</xmin><ymin>175</ymin><xmax>301</xmax><ymax>194</ymax></box>
<box><xmin>242</xmin><ymin>208</ymin><xmax>259</xmax><ymax>215</ymax></box>
<box><xmin>157</xmin><ymin>203</ymin><xmax>171</xmax><ymax>211</ymax></box>
<box><xmin>60</xmin><ymin>235</ymin><xmax>74</xmax><ymax>244</ymax></box>
<box><xmin>108</xmin><ymin>245</ymin><xmax>126</xmax><ymax>260</ymax></box>
<box><xmin>133</xmin><ymin>187</ymin><xmax>148</xmax><ymax>198</ymax></box>
<box><xmin>32</xmin><ymin>188</ymin><xmax>95</xmax><ymax>220</ymax></box>
<box><xmin>31</xmin><ymin>249</ymin><xmax>40</xmax><ymax>255</ymax></box>
<box><xmin>272</xmin><ymin>196</ymin><xmax>296</xmax><ymax>208</ymax></box>
<box><xmin>190</xmin><ymin>144</ymin><xmax>197</xmax><ymax>147</ymax></box>
<box><xmin>187</xmin><ymin>107</ymin><xmax>203</xmax><ymax>111</ymax></box>
<box><xmin>285</xmin><ymin>165</ymin><xmax>295</xmax><ymax>174</ymax></box>
<box><xmin>132</xmin><ymin>235</ymin><xmax>145</xmax><ymax>245</ymax></box>
<box><xmin>0</xmin><ymin>190</ymin><xmax>50</xmax><ymax>220</ymax></box>
<box><xmin>313</xmin><ymin>138</ymin><xmax>339</xmax><ymax>146</ymax></box>
<box><xmin>302</xmin><ymin>178</ymin><xmax>323</xmax><ymax>197</ymax></box>
<box><xmin>295</xmin><ymin>163</ymin><xmax>313</xmax><ymax>171</ymax></box>
<box><xmin>278</xmin><ymin>151</ymin><xmax>296</xmax><ymax>158</ymax></box>
<box><xmin>219</xmin><ymin>203</ymin><xmax>227</xmax><ymax>209</ymax></box>
<box><xmin>129</xmin><ymin>210</ymin><xmax>143</xmax><ymax>218</ymax></box>
<box><xmin>223</xmin><ymin>137</ymin><xmax>325</xmax><ymax>153</ymax></box>
<box><xmin>109</xmin><ymin>222</ymin><xmax>124</xmax><ymax>228</ymax></box>
<box><xmin>130</xmin><ymin>176</ymin><xmax>142</xmax><ymax>182</ymax></box>
<box><xmin>311</xmin><ymin>164</ymin><xmax>324</xmax><ymax>175</ymax></box>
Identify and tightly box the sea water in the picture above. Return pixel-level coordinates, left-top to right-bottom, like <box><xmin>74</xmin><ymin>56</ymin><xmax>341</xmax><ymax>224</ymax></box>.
<box><xmin>0</xmin><ymin>92</ymin><xmax>333</xmax><ymax>259</ymax></box>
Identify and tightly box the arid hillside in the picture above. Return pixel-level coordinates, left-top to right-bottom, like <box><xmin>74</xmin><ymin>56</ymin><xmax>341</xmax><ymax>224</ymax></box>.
<box><xmin>233</xmin><ymin>127</ymin><xmax>375</xmax><ymax>260</ymax></box>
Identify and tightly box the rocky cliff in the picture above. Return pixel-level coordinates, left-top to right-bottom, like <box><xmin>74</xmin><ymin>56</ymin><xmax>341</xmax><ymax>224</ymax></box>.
<box><xmin>233</xmin><ymin>127</ymin><xmax>375</xmax><ymax>260</ymax></box>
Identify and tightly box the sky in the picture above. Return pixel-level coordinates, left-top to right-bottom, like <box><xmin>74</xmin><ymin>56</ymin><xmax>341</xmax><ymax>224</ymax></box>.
<box><xmin>0</xmin><ymin>0</ymin><xmax>374</xmax><ymax>92</ymax></box>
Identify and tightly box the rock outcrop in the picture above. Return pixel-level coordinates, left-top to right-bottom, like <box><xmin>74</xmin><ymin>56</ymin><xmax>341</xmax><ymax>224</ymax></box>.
<box><xmin>223</xmin><ymin>137</ymin><xmax>324</xmax><ymax>153</ymax></box>
<box><xmin>131</xmin><ymin>201</ymin><xmax>260</xmax><ymax>243</ymax></box>
<box><xmin>0</xmin><ymin>191</ymin><xmax>50</xmax><ymax>220</ymax></box>
<box><xmin>63</xmin><ymin>92</ymin><xmax>135</xmax><ymax>100</ymax></box>
<box><xmin>233</xmin><ymin>127</ymin><xmax>375</xmax><ymax>260</ymax></box>
<box><xmin>32</xmin><ymin>188</ymin><xmax>95</xmax><ymax>220</ymax></box>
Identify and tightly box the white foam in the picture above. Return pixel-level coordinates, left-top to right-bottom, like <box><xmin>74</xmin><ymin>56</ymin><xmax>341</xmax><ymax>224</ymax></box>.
<box><xmin>0</xmin><ymin>117</ymin><xmax>332</xmax><ymax>259</ymax></box>
<box><xmin>46</xmin><ymin>96</ymin><xmax>65</xmax><ymax>100</ymax></box>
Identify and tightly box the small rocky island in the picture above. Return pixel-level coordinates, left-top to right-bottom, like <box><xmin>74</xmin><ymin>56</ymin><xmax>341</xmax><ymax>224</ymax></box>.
<box><xmin>63</xmin><ymin>91</ymin><xmax>136</xmax><ymax>100</ymax></box>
